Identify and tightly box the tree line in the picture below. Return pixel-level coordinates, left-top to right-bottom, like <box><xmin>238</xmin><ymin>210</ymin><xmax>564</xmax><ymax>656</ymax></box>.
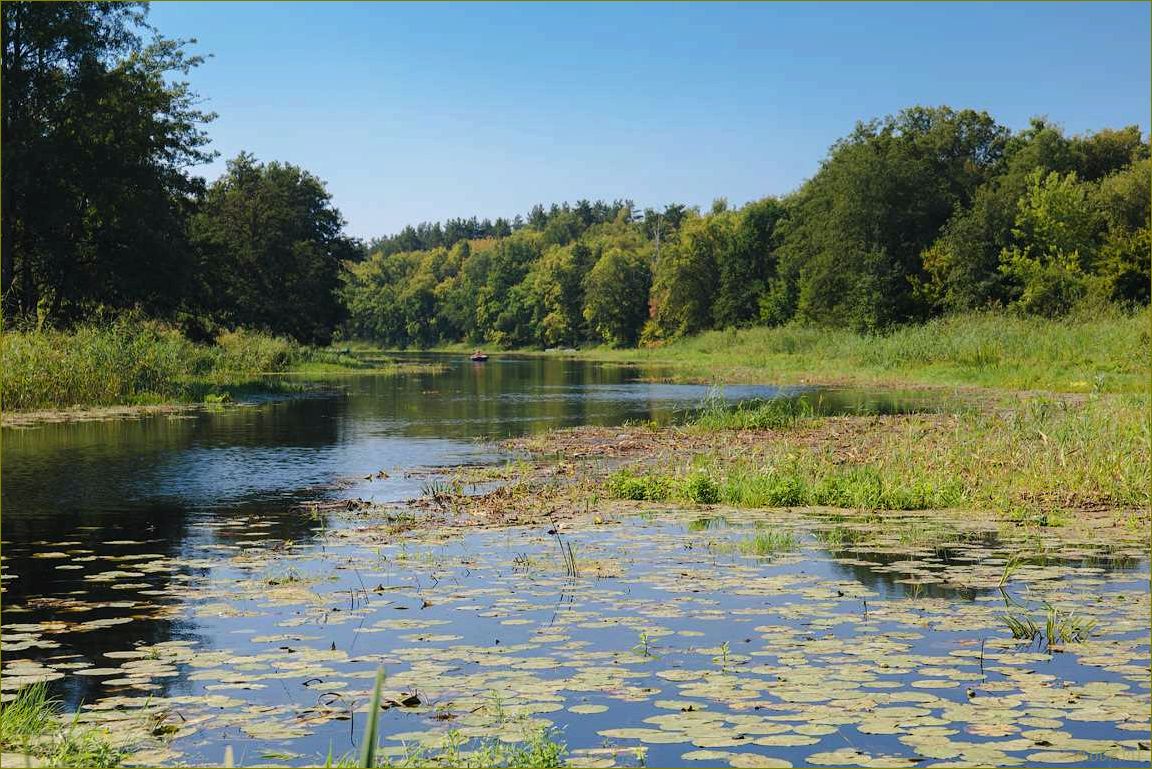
<box><xmin>4</xmin><ymin>3</ymin><xmax>1148</xmax><ymax>351</ymax></box>
<box><xmin>348</xmin><ymin>108</ymin><xmax>1149</xmax><ymax>348</ymax></box>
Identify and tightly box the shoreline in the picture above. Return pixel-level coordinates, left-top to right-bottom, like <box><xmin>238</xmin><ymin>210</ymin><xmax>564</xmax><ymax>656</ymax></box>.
<box><xmin>1</xmin><ymin>401</ymin><xmax>212</xmax><ymax>428</ymax></box>
<box><xmin>0</xmin><ymin>362</ymin><xmax>448</xmax><ymax>427</ymax></box>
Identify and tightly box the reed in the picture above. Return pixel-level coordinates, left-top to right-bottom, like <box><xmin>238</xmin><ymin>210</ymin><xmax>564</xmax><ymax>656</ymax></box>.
<box><xmin>0</xmin><ymin>320</ymin><xmax>411</xmax><ymax>410</ymax></box>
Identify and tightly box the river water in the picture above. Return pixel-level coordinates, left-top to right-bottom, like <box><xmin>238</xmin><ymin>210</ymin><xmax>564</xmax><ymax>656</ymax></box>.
<box><xmin>2</xmin><ymin>356</ymin><xmax>1147</xmax><ymax>767</ymax></box>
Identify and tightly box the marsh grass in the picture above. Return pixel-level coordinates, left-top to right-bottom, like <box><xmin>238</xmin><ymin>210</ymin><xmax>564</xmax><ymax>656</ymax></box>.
<box><xmin>0</xmin><ymin>684</ymin><xmax>124</xmax><ymax>768</ymax></box>
<box><xmin>606</xmin><ymin>392</ymin><xmax>1149</xmax><ymax>520</ymax></box>
<box><xmin>1044</xmin><ymin>605</ymin><xmax>1097</xmax><ymax>646</ymax></box>
<box><xmin>689</xmin><ymin>392</ymin><xmax>816</xmax><ymax>431</ymax></box>
<box><xmin>552</xmin><ymin>533</ymin><xmax>580</xmax><ymax>578</ymax></box>
<box><xmin>574</xmin><ymin>307</ymin><xmax>1150</xmax><ymax>393</ymax></box>
<box><xmin>1002</xmin><ymin>602</ymin><xmax>1097</xmax><ymax>649</ymax></box>
<box><xmin>0</xmin><ymin>321</ymin><xmax>433</xmax><ymax>411</ymax></box>
<box><xmin>732</xmin><ymin>528</ymin><xmax>797</xmax><ymax>556</ymax></box>
<box><xmin>606</xmin><ymin>472</ymin><xmax>674</xmax><ymax>501</ymax></box>
<box><xmin>607</xmin><ymin>464</ymin><xmax>963</xmax><ymax>511</ymax></box>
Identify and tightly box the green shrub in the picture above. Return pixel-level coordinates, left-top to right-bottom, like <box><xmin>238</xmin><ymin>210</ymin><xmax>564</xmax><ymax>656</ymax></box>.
<box><xmin>606</xmin><ymin>471</ymin><xmax>673</xmax><ymax>501</ymax></box>
<box><xmin>681</xmin><ymin>473</ymin><xmax>721</xmax><ymax>504</ymax></box>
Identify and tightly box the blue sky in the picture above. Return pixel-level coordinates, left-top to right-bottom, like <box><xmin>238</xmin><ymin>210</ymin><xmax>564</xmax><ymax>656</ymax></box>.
<box><xmin>148</xmin><ymin>2</ymin><xmax>1151</xmax><ymax>239</ymax></box>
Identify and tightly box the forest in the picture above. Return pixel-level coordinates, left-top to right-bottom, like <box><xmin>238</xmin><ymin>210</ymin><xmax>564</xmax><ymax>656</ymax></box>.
<box><xmin>3</xmin><ymin>2</ymin><xmax>1149</xmax><ymax>353</ymax></box>
<box><xmin>345</xmin><ymin>115</ymin><xmax>1150</xmax><ymax>349</ymax></box>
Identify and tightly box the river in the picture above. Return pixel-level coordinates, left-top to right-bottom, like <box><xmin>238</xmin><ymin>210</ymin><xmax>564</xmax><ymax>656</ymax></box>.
<box><xmin>2</xmin><ymin>356</ymin><xmax>1147</xmax><ymax>767</ymax></box>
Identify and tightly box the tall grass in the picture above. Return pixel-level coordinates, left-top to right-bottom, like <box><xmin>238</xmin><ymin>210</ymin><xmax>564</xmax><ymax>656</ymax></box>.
<box><xmin>0</xmin><ymin>683</ymin><xmax>57</xmax><ymax>748</ymax></box>
<box><xmin>607</xmin><ymin>393</ymin><xmax>1149</xmax><ymax>518</ymax></box>
<box><xmin>1</xmin><ymin>321</ymin><xmax>350</xmax><ymax>410</ymax></box>
<box><xmin>689</xmin><ymin>391</ymin><xmax>816</xmax><ymax>430</ymax></box>
<box><xmin>608</xmin><ymin>464</ymin><xmax>963</xmax><ymax>511</ymax></box>
<box><xmin>0</xmin><ymin>683</ymin><xmax>123</xmax><ymax>768</ymax></box>
<box><xmin>579</xmin><ymin>307</ymin><xmax>1151</xmax><ymax>393</ymax></box>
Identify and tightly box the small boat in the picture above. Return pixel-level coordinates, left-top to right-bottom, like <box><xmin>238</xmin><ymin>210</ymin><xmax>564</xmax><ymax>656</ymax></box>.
<box><xmin>470</xmin><ymin>350</ymin><xmax>489</xmax><ymax>362</ymax></box>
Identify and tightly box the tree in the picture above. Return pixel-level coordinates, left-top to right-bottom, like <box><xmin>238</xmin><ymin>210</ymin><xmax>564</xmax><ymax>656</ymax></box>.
<box><xmin>1093</xmin><ymin>159</ymin><xmax>1151</xmax><ymax>304</ymax></box>
<box><xmin>341</xmin><ymin>108</ymin><xmax>1146</xmax><ymax>348</ymax></box>
<box><xmin>523</xmin><ymin>244</ymin><xmax>585</xmax><ymax>347</ymax></box>
<box><xmin>779</xmin><ymin>106</ymin><xmax>1010</xmax><ymax>329</ymax></box>
<box><xmin>648</xmin><ymin>212</ymin><xmax>723</xmax><ymax>338</ymax></box>
<box><xmin>191</xmin><ymin>153</ymin><xmax>357</xmax><ymax>344</ymax></box>
<box><xmin>1</xmin><ymin>1</ymin><xmax>215</xmax><ymax>325</ymax></box>
<box><xmin>713</xmin><ymin>197</ymin><xmax>785</xmax><ymax>328</ymax></box>
<box><xmin>542</xmin><ymin>210</ymin><xmax>583</xmax><ymax>247</ymax></box>
<box><xmin>583</xmin><ymin>245</ymin><xmax>651</xmax><ymax>347</ymax></box>
<box><xmin>919</xmin><ymin>120</ymin><xmax>1147</xmax><ymax>313</ymax></box>
<box><xmin>998</xmin><ymin>170</ymin><xmax>1101</xmax><ymax>316</ymax></box>
<box><xmin>342</xmin><ymin>253</ymin><xmax>406</xmax><ymax>346</ymax></box>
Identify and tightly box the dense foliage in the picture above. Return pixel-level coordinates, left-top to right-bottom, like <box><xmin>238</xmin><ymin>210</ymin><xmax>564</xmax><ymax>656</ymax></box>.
<box><xmin>190</xmin><ymin>153</ymin><xmax>358</xmax><ymax>344</ymax></box>
<box><xmin>346</xmin><ymin>108</ymin><xmax>1149</xmax><ymax>348</ymax></box>
<box><xmin>1</xmin><ymin>2</ymin><xmax>212</xmax><ymax>326</ymax></box>
<box><xmin>1</xmin><ymin>2</ymin><xmax>353</xmax><ymax>344</ymax></box>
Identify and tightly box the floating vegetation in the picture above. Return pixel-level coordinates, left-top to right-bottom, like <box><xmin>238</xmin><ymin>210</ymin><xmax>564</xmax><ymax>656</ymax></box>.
<box><xmin>379</xmin><ymin>724</ymin><xmax>567</xmax><ymax>768</ymax></box>
<box><xmin>2</xmin><ymin>503</ymin><xmax>1146</xmax><ymax>768</ymax></box>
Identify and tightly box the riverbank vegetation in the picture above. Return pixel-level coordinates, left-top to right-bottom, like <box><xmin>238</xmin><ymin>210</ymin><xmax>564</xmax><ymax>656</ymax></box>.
<box><xmin>3</xmin><ymin>4</ymin><xmax>1147</xmax><ymax>411</ymax></box>
<box><xmin>0</xmin><ymin>320</ymin><xmax>382</xmax><ymax>411</ymax></box>
<box><xmin>497</xmin><ymin>391</ymin><xmax>1148</xmax><ymax>533</ymax></box>
<box><xmin>572</xmin><ymin>306</ymin><xmax>1150</xmax><ymax>393</ymax></box>
<box><xmin>0</xmin><ymin>684</ymin><xmax>123</xmax><ymax>768</ymax></box>
<box><xmin>2</xmin><ymin>4</ymin><xmax>354</xmax><ymax>346</ymax></box>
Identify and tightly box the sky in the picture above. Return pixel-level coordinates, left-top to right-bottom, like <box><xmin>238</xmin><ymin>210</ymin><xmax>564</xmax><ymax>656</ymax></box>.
<box><xmin>147</xmin><ymin>1</ymin><xmax>1151</xmax><ymax>239</ymax></box>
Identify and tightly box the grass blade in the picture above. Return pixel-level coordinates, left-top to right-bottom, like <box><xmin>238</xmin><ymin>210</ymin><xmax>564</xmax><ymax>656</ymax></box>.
<box><xmin>359</xmin><ymin>667</ymin><xmax>386</xmax><ymax>768</ymax></box>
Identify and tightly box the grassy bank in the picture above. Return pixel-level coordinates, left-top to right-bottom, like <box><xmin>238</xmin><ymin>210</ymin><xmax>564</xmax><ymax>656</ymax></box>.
<box><xmin>611</xmin><ymin>393</ymin><xmax>1148</xmax><ymax>526</ymax></box>
<box><xmin>0</xmin><ymin>684</ymin><xmax>123</xmax><ymax>768</ymax></box>
<box><xmin>488</xmin><ymin>389</ymin><xmax>1148</xmax><ymax>534</ymax></box>
<box><xmin>0</xmin><ymin>321</ymin><xmax>435</xmax><ymax>412</ymax></box>
<box><xmin>541</xmin><ymin>309</ymin><xmax>1151</xmax><ymax>394</ymax></box>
